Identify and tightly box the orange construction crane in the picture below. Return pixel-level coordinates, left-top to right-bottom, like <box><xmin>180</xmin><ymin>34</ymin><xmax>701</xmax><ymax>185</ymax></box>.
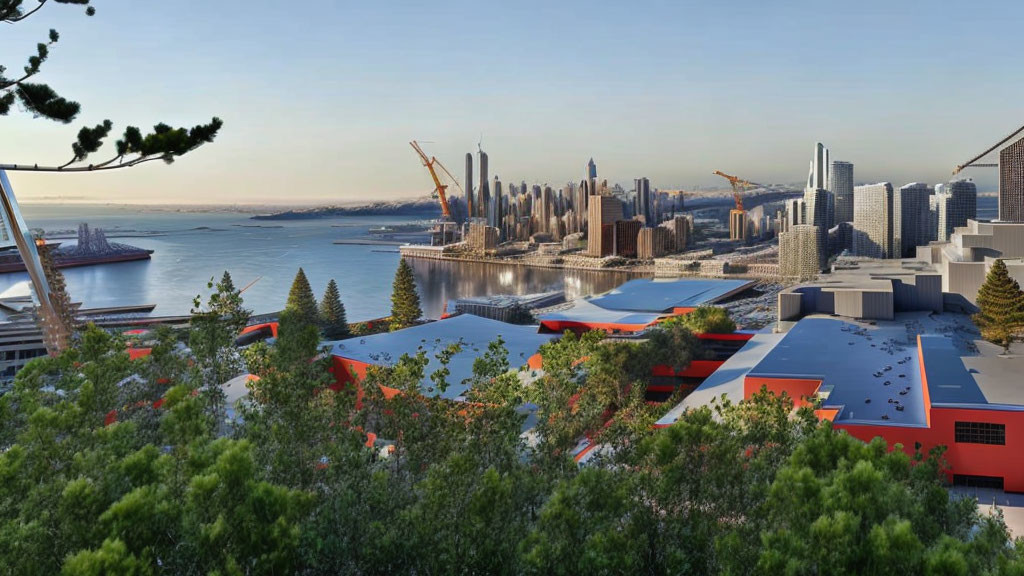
<box><xmin>712</xmin><ymin>170</ymin><xmax>762</xmax><ymax>211</ymax></box>
<box><xmin>410</xmin><ymin>140</ymin><xmax>453</xmax><ymax>219</ymax></box>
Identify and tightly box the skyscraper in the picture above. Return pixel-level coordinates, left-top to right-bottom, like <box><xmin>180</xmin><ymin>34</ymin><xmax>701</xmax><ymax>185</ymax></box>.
<box><xmin>895</xmin><ymin>183</ymin><xmax>934</xmax><ymax>257</ymax></box>
<box><xmin>936</xmin><ymin>180</ymin><xmax>977</xmax><ymax>242</ymax></box>
<box><xmin>831</xmin><ymin>161</ymin><xmax>855</xmax><ymax>224</ymax></box>
<box><xmin>478</xmin><ymin>147</ymin><xmax>489</xmax><ymax>219</ymax></box>
<box><xmin>464</xmin><ymin>153</ymin><xmax>473</xmax><ymax>219</ymax></box>
<box><xmin>779</xmin><ymin>224</ymin><xmax>823</xmax><ymax>279</ymax></box>
<box><xmin>587</xmin><ymin>195</ymin><xmax>623</xmax><ymax>257</ymax></box>
<box><xmin>804</xmin><ymin>143</ymin><xmax>832</xmax><ymax>267</ymax></box>
<box><xmin>1000</xmin><ymin>135</ymin><xmax>1024</xmax><ymax>222</ymax></box>
<box><xmin>853</xmin><ymin>182</ymin><xmax>895</xmax><ymax>259</ymax></box>
<box><xmin>587</xmin><ymin>158</ymin><xmax>597</xmax><ymax>180</ymax></box>
<box><xmin>634</xmin><ymin>177</ymin><xmax>653</xmax><ymax>226</ymax></box>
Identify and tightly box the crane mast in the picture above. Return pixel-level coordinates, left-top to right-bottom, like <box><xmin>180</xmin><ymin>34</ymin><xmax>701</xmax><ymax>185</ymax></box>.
<box><xmin>409</xmin><ymin>141</ymin><xmax>452</xmax><ymax>219</ymax></box>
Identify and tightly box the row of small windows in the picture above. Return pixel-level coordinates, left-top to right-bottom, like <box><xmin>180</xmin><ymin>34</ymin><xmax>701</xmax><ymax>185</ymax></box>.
<box><xmin>954</xmin><ymin>421</ymin><xmax>1006</xmax><ymax>446</ymax></box>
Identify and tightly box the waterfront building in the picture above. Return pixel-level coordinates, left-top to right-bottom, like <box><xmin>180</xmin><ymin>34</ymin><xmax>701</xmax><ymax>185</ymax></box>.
<box><xmin>895</xmin><ymin>183</ymin><xmax>935</xmax><ymax>258</ymax></box>
<box><xmin>637</xmin><ymin>227</ymin><xmax>670</xmax><ymax>259</ymax></box>
<box><xmin>852</xmin><ymin>182</ymin><xmax>896</xmax><ymax>259</ymax></box>
<box><xmin>614</xmin><ymin>219</ymin><xmax>641</xmax><ymax>258</ymax></box>
<box><xmin>1000</xmin><ymin>135</ymin><xmax>1024</xmax><ymax>222</ymax></box>
<box><xmin>586</xmin><ymin>195</ymin><xmax>623</xmax><ymax>257</ymax></box>
<box><xmin>779</xmin><ymin>224</ymin><xmax>823</xmax><ymax>279</ymax></box>
<box><xmin>466</xmin><ymin>223</ymin><xmax>499</xmax><ymax>254</ymax></box>
<box><xmin>831</xmin><ymin>160</ymin><xmax>855</xmax><ymax>224</ymax></box>
<box><xmin>478</xmin><ymin>147</ymin><xmax>489</xmax><ymax>219</ymax></box>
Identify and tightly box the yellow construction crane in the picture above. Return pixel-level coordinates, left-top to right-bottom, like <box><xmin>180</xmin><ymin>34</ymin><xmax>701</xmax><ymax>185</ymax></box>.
<box><xmin>712</xmin><ymin>170</ymin><xmax>762</xmax><ymax>211</ymax></box>
<box><xmin>953</xmin><ymin>123</ymin><xmax>1024</xmax><ymax>175</ymax></box>
<box><xmin>409</xmin><ymin>140</ymin><xmax>458</xmax><ymax>220</ymax></box>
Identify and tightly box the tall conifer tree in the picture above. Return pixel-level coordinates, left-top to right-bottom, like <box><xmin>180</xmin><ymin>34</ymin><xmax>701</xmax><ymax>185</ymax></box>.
<box><xmin>319</xmin><ymin>279</ymin><xmax>350</xmax><ymax>340</ymax></box>
<box><xmin>286</xmin><ymin>268</ymin><xmax>319</xmax><ymax>328</ymax></box>
<box><xmin>974</xmin><ymin>259</ymin><xmax>1024</xmax><ymax>353</ymax></box>
<box><xmin>390</xmin><ymin>258</ymin><xmax>422</xmax><ymax>331</ymax></box>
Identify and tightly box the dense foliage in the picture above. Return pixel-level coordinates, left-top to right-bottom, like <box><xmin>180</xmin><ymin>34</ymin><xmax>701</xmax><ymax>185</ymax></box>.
<box><xmin>674</xmin><ymin>305</ymin><xmax>737</xmax><ymax>334</ymax></box>
<box><xmin>0</xmin><ymin>284</ymin><xmax>1020</xmax><ymax>574</ymax></box>
<box><xmin>974</xmin><ymin>259</ymin><xmax>1024</xmax><ymax>352</ymax></box>
<box><xmin>285</xmin><ymin>268</ymin><xmax>319</xmax><ymax>328</ymax></box>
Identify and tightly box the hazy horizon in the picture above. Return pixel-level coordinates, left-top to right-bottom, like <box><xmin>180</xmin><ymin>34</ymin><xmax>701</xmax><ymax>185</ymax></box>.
<box><xmin>3</xmin><ymin>0</ymin><xmax>1020</xmax><ymax>204</ymax></box>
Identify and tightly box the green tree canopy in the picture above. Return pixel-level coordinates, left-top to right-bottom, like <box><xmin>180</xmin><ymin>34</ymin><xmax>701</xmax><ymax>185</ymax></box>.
<box><xmin>675</xmin><ymin>305</ymin><xmax>737</xmax><ymax>334</ymax></box>
<box><xmin>974</xmin><ymin>259</ymin><xmax>1024</xmax><ymax>352</ymax></box>
<box><xmin>389</xmin><ymin>258</ymin><xmax>422</xmax><ymax>330</ymax></box>
<box><xmin>319</xmin><ymin>279</ymin><xmax>350</xmax><ymax>340</ymax></box>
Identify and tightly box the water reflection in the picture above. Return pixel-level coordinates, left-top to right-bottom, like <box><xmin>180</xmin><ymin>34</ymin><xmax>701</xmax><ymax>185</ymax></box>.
<box><xmin>408</xmin><ymin>258</ymin><xmax>644</xmax><ymax>319</ymax></box>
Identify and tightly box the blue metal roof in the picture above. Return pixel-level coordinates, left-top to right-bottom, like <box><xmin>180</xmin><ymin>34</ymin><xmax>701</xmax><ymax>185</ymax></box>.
<box><xmin>331</xmin><ymin>314</ymin><xmax>555</xmax><ymax>400</ymax></box>
<box><xmin>748</xmin><ymin>317</ymin><xmax>929</xmax><ymax>427</ymax></box>
<box><xmin>589</xmin><ymin>278</ymin><xmax>753</xmax><ymax>313</ymax></box>
<box><xmin>538</xmin><ymin>298</ymin><xmax>665</xmax><ymax>328</ymax></box>
<box><xmin>919</xmin><ymin>335</ymin><xmax>987</xmax><ymax>405</ymax></box>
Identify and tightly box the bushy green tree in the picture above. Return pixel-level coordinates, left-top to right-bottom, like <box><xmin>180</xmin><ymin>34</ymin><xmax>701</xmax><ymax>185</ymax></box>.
<box><xmin>676</xmin><ymin>305</ymin><xmax>737</xmax><ymax>334</ymax></box>
<box><xmin>974</xmin><ymin>259</ymin><xmax>1024</xmax><ymax>352</ymax></box>
<box><xmin>389</xmin><ymin>258</ymin><xmax>422</xmax><ymax>330</ymax></box>
<box><xmin>319</xmin><ymin>279</ymin><xmax>350</xmax><ymax>340</ymax></box>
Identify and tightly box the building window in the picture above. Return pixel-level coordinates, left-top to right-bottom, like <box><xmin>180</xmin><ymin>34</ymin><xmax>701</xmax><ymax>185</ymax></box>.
<box><xmin>953</xmin><ymin>474</ymin><xmax>1004</xmax><ymax>490</ymax></box>
<box><xmin>954</xmin><ymin>421</ymin><xmax>1006</xmax><ymax>445</ymax></box>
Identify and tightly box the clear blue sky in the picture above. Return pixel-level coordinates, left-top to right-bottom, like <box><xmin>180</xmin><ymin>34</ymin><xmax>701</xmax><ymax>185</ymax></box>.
<box><xmin>2</xmin><ymin>0</ymin><xmax>1020</xmax><ymax>204</ymax></box>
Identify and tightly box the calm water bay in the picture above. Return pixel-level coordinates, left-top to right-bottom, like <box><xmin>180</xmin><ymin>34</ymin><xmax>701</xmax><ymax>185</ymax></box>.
<box><xmin>0</xmin><ymin>204</ymin><xmax>636</xmax><ymax>320</ymax></box>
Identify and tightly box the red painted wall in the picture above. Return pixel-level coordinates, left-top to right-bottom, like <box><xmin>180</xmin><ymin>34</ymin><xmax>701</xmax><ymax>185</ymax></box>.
<box><xmin>744</xmin><ymin>376</ymin><xmax>822</xmax><ymax>407</ymax></box>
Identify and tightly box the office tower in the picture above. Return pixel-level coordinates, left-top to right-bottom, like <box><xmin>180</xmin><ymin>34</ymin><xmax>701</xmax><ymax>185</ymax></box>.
<box><xmin>465</xmin><ymin>153</ymin><xmax>474</xmax><ymax>219</ymax></box>
<box><xmin>807</xmin><ymin>142</ymin><xmax>831</xmax><ymax>191</ymax></box>
<box><xmin>853</xmin><ymin>182</ymin><xmax>895</xmax><ymax>258</ymax></box>
<box><xmin>477</xmin><ymin>147</ymin><xmax>489</xmax><ymax>219</ymax></box>
<box><xmin>491</xmin><ymin>176</ymin><xmax>504</xmax><ymax>236</ymax></box>
<box><xmin>540</xmin><ymin>186</ymin><xmax>554</xmax><ymax>234</ymax></box>
<box><xmin>940</xmin><ymin>180</ymin><xmax>977</xmax><ymax>241</ymax></box>
<box><xmin>1000</xmin><ymin>135</ymin><xmax>1024</xmax><ymax>222</ymax></box>
<box><xmin>895</xmin><ymin>183</ymin><xmax>934</xmax><ymax>257</ymax></box>
<box><xmin>587</xmin><ymin>195</ymin><xmax>623</xmax><ymax>257</ymax></box>
<box><xmin>637</xmin><ymin>227</ymin><xmax>670</xmax><ymax>259</ymax></box>
<box><xmin>660</xmin><ymin>215</ymin><xmax>690</xmax><ymax>253</ymax></box>
<box><xmin>587</xmin><ymin>158</ymin><xmax>597</xmax><ymax>180</ymax></box>
<box><xmin>804</xmin><ymin>143</ymin><xmax>833</xmax><ymax>255</ymax></box>
<box><xmin>779</xmin><ymin>224</ymin><xmax>824</xmax><ymax>279</ymax></box>
<box><xmin>729</xmin><ymin>210</ymin><xmax>748</xmax><ymax>241</ymax></box>
<box><xmin>831</xmin><ymin>161</ymin><xmax>855</xmax><ymax>223</ymax></box>
<box><xmin>634</xmin><ymin>177</ymin><xmax>654</xmax><ymax>226</ymax></box>
<box><xmin>614</xmin><ymin>220</ymin><xmax>641</xmax><ymax>258</ymax></box>
<box><xmin>784</xmin><ymin>198</ymin><xmax>805</xmax><ymax>228</ymax></box>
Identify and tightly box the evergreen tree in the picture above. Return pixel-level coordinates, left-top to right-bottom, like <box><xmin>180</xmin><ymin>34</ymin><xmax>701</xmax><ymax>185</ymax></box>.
<box><xmin>319</xmin><ymin>279</ymin><xmax>350</xmax><ymax>340</ymax></box>
<box><xmin>285</xmin><ymin>268</ymin><xmax>319</xmax><ymax>327</ymax></box>
<box><xmin>974</xmin><ymin>259</ymin><xmax>1024</xmax><ymax>353</ymax></box>
<box><xmin>390</xmin><ymin>258</ymin><xmax>422</xmax><ymax>330</ymax></box>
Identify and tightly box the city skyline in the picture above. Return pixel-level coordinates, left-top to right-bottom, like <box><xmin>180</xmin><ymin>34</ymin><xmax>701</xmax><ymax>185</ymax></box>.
<box><xmin>2</xmin><ymin>0</ymin><xmax>1023</xmax><ymax>204</ymax></box>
